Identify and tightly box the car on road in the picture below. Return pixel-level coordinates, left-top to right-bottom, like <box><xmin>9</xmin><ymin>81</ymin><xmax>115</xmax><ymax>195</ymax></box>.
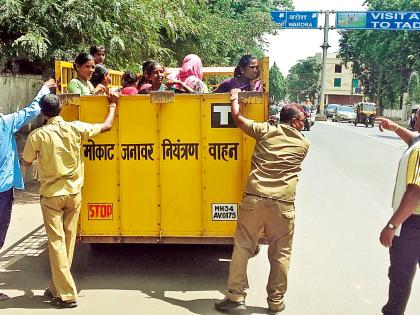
<box><xmin>332</xmin><ymin>105</ymin><xmax>356</xmax><ymax>122</ymax></box>
<box><xmin>325</xmin><ymin>104</ymin><xmax>339</xmax><ymax>118</ymax></box>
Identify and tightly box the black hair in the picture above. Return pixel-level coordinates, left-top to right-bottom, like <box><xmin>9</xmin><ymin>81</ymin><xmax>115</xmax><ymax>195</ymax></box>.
<box><xmin>90</xmin><ymin>45</ymin><xmax>105</xmax><ymax>56</ymax></box>
<box><xmin>280</xmin><ymin>104</ymin><xmax>304</xmax><ymax>124</ymax></box>
<box><xmin>143</xmin><ymin>60</ymin><xmax>160</xmax><ymax>76</ymax></box>
<box><xmin>90</xmin><ymin>64</ymin><xmax>109</xmax><ymax>87</ymax></box>
<box><xmin>122</xmin><ymin>71</ymin><xmax>138</xmax><ymax>87</ymax></box>
<box><xmin>138</xmin><ymin>60</ymin><xmax>160</xmax><ymax>86</ymax></box>
<box><xmin>73</xmin><ymin>52</ymin><xmax>93</xmax><ymax>71</ymax></box>
<box><xmin>233</xmin><ymin>54</ymin><xmax>258</xmax><ymax>78</ymax></box>
<box><xmin>40</xmin><ymin>94</ymin><xmax>61</xmax><ymax>118</ymax></box>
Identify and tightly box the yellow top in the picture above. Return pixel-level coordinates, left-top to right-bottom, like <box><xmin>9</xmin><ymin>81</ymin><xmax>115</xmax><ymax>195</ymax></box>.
<box><xmin>407</xmin><ymin>147</ymin><xmax>420</xmax><ymax>186</ymax></box>
<box><xmin>23</xmin><ymin>116</ymin><xmax>101</xmax><ymax>197</ymax></box>
<box><xmin>392</xmin><ymin>139</ymin><xmax>420</xmax><ymax>215</ymax></box>
<box><xmin>407</xmin><ymin>146</ymin><xmax>420</xmax><ymax>214</ymax></box>
<box><xmin>242</xmin><ymin>121</ymin><xmax>310</xmax><ymax>202</ymax></box>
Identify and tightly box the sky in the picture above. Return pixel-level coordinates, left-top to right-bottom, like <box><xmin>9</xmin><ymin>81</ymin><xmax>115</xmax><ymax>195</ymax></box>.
<box><xmin>266</xmin><ymin>0</ymin><xmax>368</xmax><ymax>75</ymax></box>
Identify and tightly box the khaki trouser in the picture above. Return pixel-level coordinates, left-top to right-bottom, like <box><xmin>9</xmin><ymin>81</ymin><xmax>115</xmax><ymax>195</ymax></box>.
<box><xmin>40</xmin><ymin>192</ymin><xmax>82</xmax><ymax>302</ymax></box>
<box><xmin>227</xmin><ymin>194</ymin><xmax>295</xmax><ymax>311</ymax></box>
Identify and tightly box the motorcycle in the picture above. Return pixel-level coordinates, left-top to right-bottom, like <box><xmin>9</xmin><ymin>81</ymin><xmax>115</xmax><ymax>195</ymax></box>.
<box><xmin>303</xmin><ymin>115</ymin><xmax>311</xmax><ymax>131</ymax></box>
<box><xmin>303</xmin><ymin>106</ymin><xmax>313</xmax><ymax>131</ymax></box>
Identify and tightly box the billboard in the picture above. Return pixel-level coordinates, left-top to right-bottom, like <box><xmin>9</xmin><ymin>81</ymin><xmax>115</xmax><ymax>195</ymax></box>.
<box><xmin>336</xmin><ymin>11</ymin><xmax>420</xmax><ymax>30</ymax></box>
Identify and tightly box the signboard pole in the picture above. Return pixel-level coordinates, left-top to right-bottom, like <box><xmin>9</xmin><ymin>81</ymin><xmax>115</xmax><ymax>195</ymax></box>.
<box><xmin>318</xmin><ymin>10</ymin><xmax>333</xmax><ymax>119</ymax></box>
<box><xmin>271</xmin><ymin>9</ymin><xmax>336</xmax><ymax>119</ymax></box>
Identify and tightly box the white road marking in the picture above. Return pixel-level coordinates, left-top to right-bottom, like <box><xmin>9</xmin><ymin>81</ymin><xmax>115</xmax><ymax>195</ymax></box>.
<box><xmin>324</xmin><ymin>121</ymin><xmax>407</xmax><ymax>150</ymax></box>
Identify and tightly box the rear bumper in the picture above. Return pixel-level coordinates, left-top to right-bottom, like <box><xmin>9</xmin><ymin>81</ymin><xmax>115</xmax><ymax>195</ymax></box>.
<box><xmin>78</xmin><ymin>235</ymin><xmax>268</xmax><ymax>245</ymax></box>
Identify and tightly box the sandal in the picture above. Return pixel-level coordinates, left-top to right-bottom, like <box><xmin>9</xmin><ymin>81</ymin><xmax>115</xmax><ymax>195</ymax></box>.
<box><xmin>50</xmin><ymin>297</ymin><xmax>77</xmax><ymax>308</ymax></box>
<box><xmin>0</xmin><ymin>293</ymin><xmax>9</xmax><ymax>301</ymax></box>
<box><xmin>43</xmin><ymin>288</ymin><xmax>54</xmax><ymax>299</ymax></box>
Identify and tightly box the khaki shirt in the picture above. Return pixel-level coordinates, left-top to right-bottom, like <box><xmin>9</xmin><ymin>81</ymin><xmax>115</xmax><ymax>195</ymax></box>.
<box><xmin>23</xmin><ymin>116</ymin><xmax>101</xmax><ymax>197</ymax></box>
<box><xmin>243</xmin><ymin>121</ymin><xmax>310</xmax><ymax>202</ymax></box>
<box><xmin>407</xmin><ymin>146</ymin><xmax>420</xmax><ymax>215</ymax></box>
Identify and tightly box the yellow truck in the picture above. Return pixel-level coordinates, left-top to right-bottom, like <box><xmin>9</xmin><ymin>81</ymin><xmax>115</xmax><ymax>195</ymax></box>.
<box><xmin>57</xmin><ymin>58</ymin><xmax>269</xmax><ymax>244</ymax></box>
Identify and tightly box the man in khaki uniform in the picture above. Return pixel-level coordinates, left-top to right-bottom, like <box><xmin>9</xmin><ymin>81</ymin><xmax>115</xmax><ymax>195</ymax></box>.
<box><xmin>215</xmin><ymin>89</ymin><xmax>309</xmax><ymax>314</ymax></box>
<box><xmin>377</xmin><ymin>113</ymin><xmax>420</xmax><ymax>315</ymax></box>
<box><xmin>22</xmin><ymin>92</ymin><xmax>118</xmax><ymax>308</ymax></box>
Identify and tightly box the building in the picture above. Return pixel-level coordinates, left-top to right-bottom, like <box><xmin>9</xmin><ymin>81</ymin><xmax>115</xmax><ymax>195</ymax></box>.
<box><xmin>316</xmin><ymin>52</ymin><xmax>364</xmax><ymax>106</ymax></box>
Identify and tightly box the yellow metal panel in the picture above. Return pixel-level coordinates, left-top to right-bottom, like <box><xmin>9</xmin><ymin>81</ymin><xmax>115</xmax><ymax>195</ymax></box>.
<box><xmin>78</xmin><ymin>96</ymin><xmax>121</xmax><ymax>236</ymax></box>
<box><xmin>166</xmin><ymin>66</ymin><xmax>235</xmax><ymax>77</ymax></box>
<box><xmin>200</xmin><ymin>93</ymin><xmax>264</xmax><ymax>237</ymax></box>
<box><xmin>58</xmin><ymin>56</ymin><xmax>270</xmax><ymax>243</ymax></box>
<box><xmin>201</xmin><ymin>94</ymin><xmax>243</xmax><ymax>237</ymax></box>
<box><xmin>118</xmin><ymin>96</ymin><xmax>160</xmax><ymax>235</ymax></box>
<box><xmin>59</xmin><ymin>94</ymin><xmax>80</xmax><ymax>121</ymax></box>
<box><xmin>260</xmin><ymin>56</ymin><xmax>270</xmax><ymax>93</ymax></box>
<box><xmin>159</xmin><ymin>95</ymin><xmax>203</xmax><ymax>236</ymax></box>
<box><xmin>54</xmin><ymin>60</ymin><xmax>123</xmax><ymax>94</ymax></box>
<box><xmin>109</xmin><ymin>69</ymin><xmax>122</xmax><ymax>87</ymax></box>
<box><xmin>54</xmin><ymin>61</ymin><xmax>74</xmax><ymax>93</ymax></box>
<box><xmin>60</xmin><ymin>92</ymin><xmax>267</xmax><ymax>242</ymax></box>
<box><xmin>54</xmin><ymin>61</ymin><xmax>63</xmax><ymax>94</ymax></box>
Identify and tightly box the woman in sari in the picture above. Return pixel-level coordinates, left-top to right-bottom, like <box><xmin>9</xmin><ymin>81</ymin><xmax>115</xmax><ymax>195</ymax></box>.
<box><xmin>167</xmin><ymin>54</ymin><xmax>208</xmax><ymax>93</ymax></box>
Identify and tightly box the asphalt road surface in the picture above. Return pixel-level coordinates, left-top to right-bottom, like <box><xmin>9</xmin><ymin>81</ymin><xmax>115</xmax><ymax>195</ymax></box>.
<box><xmin>1</xmin><ymin>120</ymin><xmax>418</xmax><ymax>314</ymax></box>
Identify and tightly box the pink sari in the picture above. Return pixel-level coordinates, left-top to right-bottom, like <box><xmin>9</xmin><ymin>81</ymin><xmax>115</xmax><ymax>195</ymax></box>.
<box><xmin>171</xmin><ymin>54</ymin><xmax>208</xmax><ymax>93</ymax></box>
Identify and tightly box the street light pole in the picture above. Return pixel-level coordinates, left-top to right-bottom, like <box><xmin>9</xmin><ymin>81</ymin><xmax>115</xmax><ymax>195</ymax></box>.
<box><xmin>318</xmin><ymin>10</ymin><xmax>334</xmax><ymax>119</ymax></box>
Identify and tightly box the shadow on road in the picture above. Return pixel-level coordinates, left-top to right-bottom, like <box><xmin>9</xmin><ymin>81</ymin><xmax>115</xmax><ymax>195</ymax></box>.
<box><xmin>0</xmin><ymin>237</ymin><xmax>268</xmax><ymax>314</ymax></box>
<box><xmin>0</xmin><ymin>289</ymin><xmax>52</xmax><ymax>309</ymax></box>
<box><xmin>375</xmin><ymin>134</ymin><xmax>403</xmax><ymax>140</ymax></box>
<box><xmin>146</xmin><ymin>290</ymin><xmax>267</xmax><ymax>315</ymax></box>
<box><xmin>13</xmin><ymin>182</ymin><xmax>40</xmax><ymax>205</ymax></box>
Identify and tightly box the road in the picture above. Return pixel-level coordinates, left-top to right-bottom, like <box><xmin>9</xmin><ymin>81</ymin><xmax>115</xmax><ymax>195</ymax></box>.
<box><xmin>0</xmin><ymin>120</ymin><xmax>419</xmax><ymax>314</ymax></box>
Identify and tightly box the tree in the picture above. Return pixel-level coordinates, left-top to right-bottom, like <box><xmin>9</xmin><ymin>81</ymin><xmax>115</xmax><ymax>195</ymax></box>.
<box><xmin>286</xmin><ymin>56</ymin><xmax>321</xmax><ymax>102</ymax></box>
<box><xmin>0</xmin><ymin>0</ymin><xmax>293</xmax><ymax>74</ymax></box>
<box><xmin>269</xmin><ymin>62</ymin><xmax>286</xmax><ymax>102</ymax></box>
<box><xmin>0</xmin><ymin>0</ymin><xmax>202</xmax><ymax>72</ymax></box>
<box><xmin>166</xmin><ymin>0</ymin><xmax>294</xmax><ymax>66</ymax></box>
<box><xmin>338</xmin><ymin>0</ymin><xmax>420</xmax><ymax>110</ymax></box>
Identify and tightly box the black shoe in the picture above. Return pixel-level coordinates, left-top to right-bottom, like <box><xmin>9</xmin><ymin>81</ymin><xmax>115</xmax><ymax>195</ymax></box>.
<box><xmin>214</xmin><ymin>298</ymin><xmax>246</xmax><ymax>312</ymax></box>
<box><xmin>50</xmin><ymin>297</ymin><xmax>78</xmax><ymax>308</ymax></box>
<box><xmin>43</xmin><ymin>288</ymin><xmax>54</xmax><ymax>299</ymax></box>
<box><xmin>267</xmin><ymin>304</ymin><xmax>286</xmax><ymax>314</ymax></box>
